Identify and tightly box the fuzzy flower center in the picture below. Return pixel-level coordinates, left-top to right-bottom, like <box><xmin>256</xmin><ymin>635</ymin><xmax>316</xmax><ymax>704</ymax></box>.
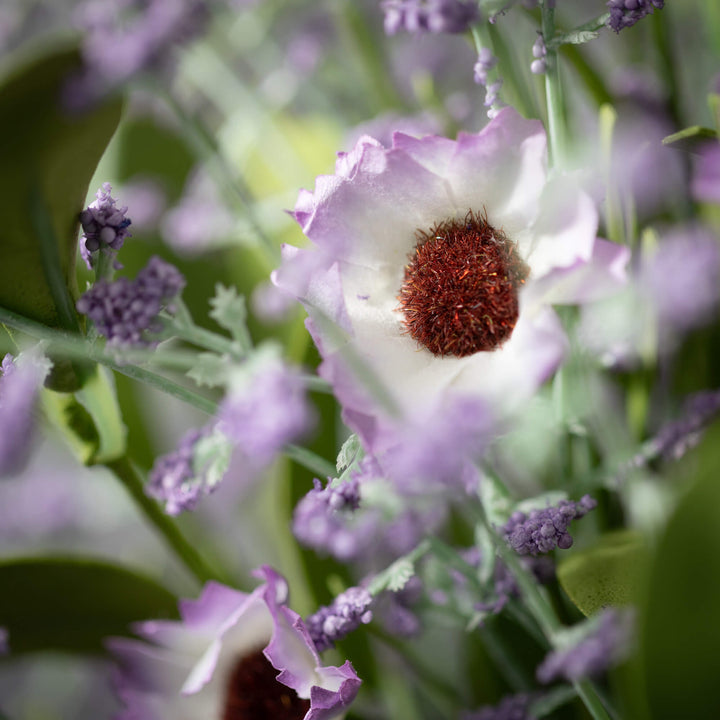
<box><xmin>223</xmin><ymin>649</ymin><xmax>311</xmax><ymax>720</ymax></box>
<box><xmin>398</xmin><ymin>211</ymin><xmax>529</xmax><ymax>357</ymax></box>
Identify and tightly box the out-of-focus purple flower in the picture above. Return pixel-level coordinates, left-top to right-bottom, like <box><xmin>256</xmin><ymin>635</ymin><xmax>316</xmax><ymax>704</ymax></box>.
<box><xmin>463</xmin><ymin>692</ymin><xmax>535</xmax><ymax>720</ymax></box>
<box><xmin>537</xmin><ymin>608</ymin><xmax>635</xmax><ymax>683</ymax></box>
<box><xmin>160</xmin><ymin>170</ymin><xmax>236</xmax><ymax>255</ymax></box>
<box><xmin>77</xmin><ymin>256</ymin><xmax>186</xmax><ymax>347</ymax></box>
<box><xmin>530</xmin><ymin>34</ymin><xmax>546</xmax><ymax>75</ymax></box>
<box><xmin>607</xmin><ymin>0</ymin><xmax>664</xmax><ymax>33</ymax></box>
<box><xmin>381</xmin><ymin>0</ymin><xmax>479</xmax><ymax>35</ymax></box>
<box><xmin>274</xmin><ymin>108</ymin><xmax>627</xmax><ymax>466</ymax></box>
<box><xmin>109</xmin><ymin>565</ymin><xmax>361</xmax><ymax>719</ymax></box>
<box><xmin>305</xmin><ymin>587</ymin><xmax>373</xmax><ymax>652</ymax></box>
<box><xmin>217</xmin><ymin>350</ymin><xmax>315</xmax><ymax>467</ymax></box>
<box><xmin>0</xmin><ymin>627</ymin><xmax>8</xmax><ymax>655</ymax></box>
<box><xmin>116</xmin><ymin>178</ymin><xmax>167</xmax><ymax>233</ymax></box>
<box><xmin>147</xmin><ymin>425</ymin><xmax>230</xmax><ymax>515</ymax></box>
<box><xmin>648</xmin><ymin>389</ymin><xmax>720</xmax><ymax>462</ymax></box>
<box><xmin>693</xmin><ymin>142</ymin><xmax>720</xmax><ymax>205</ymax></box>
<box><xmin>641</xmin><ymin>227</ymin><xmax>720</xmax><ymax>335</ymax></box>
<box><xmin>79</xmin><ymin>183</ymin><xmax>132</xmax><ymax>271</ymax></box>
<box><xmin>375</xmin><ymin>575</ymin><xmax>423</xmax><ymax>637</ymax></box>
<box><xmin>501</xmin><ymin>495</ymin><xmax>597</xmax><ymax>556</ymax></box>
<box><xmin>0</xmin><ymin>351</ymin><xmax>51</xmax><ymax>478</ymax></box>
<box><xmin>67</xmin><ymin>0</ymin><xmax>210</xmax><ymax>109</ymax></box>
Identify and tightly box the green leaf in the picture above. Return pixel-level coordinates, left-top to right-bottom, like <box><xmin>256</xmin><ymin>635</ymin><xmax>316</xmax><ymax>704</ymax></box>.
<box><xmin>187</xmin><ymin>352</ymin><xmax>229</xmax><ymax>388</ymax></box>
<box><xmin>557</xmin><ymin>530</ymin><xmax>648</xmax><ymax>616</ymax></box>
<box><xmin>336</xmin><ymin>433</ymin><xmax>361</xmax><ymax>473</ymax></box>
<box><xmin>0</xmin><ymin>557</ymin><xmax>179</xmax><ymax>654</ymax></box>
<box><xmin>0</xmin><ymin>44</ymin><xmax>122</xmax><ymax>389</ymax></box>
<box><xmin>661</xmin><ymin>125</ymin><xmax>717</xmax><ymax>153</ymax></box>
<box><xmin>209</xmin><ymin>284</ymin><xmax>249</xmax><ymax>343</ymax></box>
<box><xmin>636</xmin><ymin>425</ymin><xmax>720</xmax><ymax>718</ymax></box>
<box><xmin>41</xmin><ymin>365</ymin><xmax>127</xmax><ymax>465</ymax></box>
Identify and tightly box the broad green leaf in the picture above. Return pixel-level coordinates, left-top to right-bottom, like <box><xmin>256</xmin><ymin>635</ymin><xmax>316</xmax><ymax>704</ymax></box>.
<box><xmin>41</xmin><ymin>365</ymin><xmax>127</xmax><ymax>465</ymax></box>
<box><xmin>637</xmin><ymin>426</ymin><xmax>720</xmax><ymax>718</ymax></box>
<box><xmin>0</xmin><ymin>44</ymin><xmax>122</xmax><ymax>389</ymax></box>
<box><xmin>0</xmin><ymin>557</ymin><xmax>179</xmax><ymax>654</ymax></box>
<box><xmin>557</xmin><ymin>530</ymin><xmax>648</xmax><ymax>616</ymax></box>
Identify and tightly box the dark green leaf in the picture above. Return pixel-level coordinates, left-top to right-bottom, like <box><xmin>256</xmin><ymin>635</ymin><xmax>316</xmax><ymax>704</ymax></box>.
<box><xmin>638</xmin><ymin>426</ymin><xmax>720</xmax><ymax>718</ymax></box>
<box><xmin>0</xmin><ymin>44</ymin><xmax>122</xmax><ymax>389</ymax></box>
<box><xmin>557</xmin><ymin>530</ymin><xmax>648</xmax><ymax>616</ymax></box>
<box><xmin>0</xmin><ymin>557</ymin><xmax>179</xmax><ymax>655</ymax></box>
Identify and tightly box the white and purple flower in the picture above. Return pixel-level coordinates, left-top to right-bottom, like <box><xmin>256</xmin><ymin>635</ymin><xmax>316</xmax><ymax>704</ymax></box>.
<box><xmin>274</xmin><ymin>107</ymin><xmax>628</xmax><ymax>469</ymax></box>
<box><xmin>109</xmin><ymin>565</ymin><xmax>361</xmax><ymax>719</ymax></box>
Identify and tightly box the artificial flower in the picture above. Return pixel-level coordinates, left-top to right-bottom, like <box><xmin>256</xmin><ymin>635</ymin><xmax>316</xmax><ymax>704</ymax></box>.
<box><xmin>274</xmin><ymin>107</ymin><xmax>628</xmax><ymax>461</ymax></box>
<box><xmin>109</xmin><ymin>565</ymin><xmax>360</xmax><ymax>719</ymax></box>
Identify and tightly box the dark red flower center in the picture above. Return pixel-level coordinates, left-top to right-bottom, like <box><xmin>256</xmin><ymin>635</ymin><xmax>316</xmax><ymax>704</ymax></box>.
<box><xmin>223</xmin><ymin>648</ymin><xmax>311</xmax><ymax>720</ymax></box>
<box><xmin>398</xmin><ymin>211</ymin><xmax>529</xmax><ymax>357</ymax></box>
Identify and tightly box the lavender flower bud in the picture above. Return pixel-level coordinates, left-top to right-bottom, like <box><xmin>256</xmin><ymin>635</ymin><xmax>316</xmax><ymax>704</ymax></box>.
<box><xmin>501</xmin><ymin>496</ymin><xmax>597</xmax><ymax>556</ymax></box>
<box><xmin>79</xmin><ymin>183</ymin><xmax>132</xmax><ymax>270</ymax></box>
<box><xmin>607</xmin><ymin>0</ymin><xmax>664</xmax><ymax>33</ymax></box>
<box><xmin>305</xmin><ymin>586</ymin><xmax>373</xmax><ymax>652</ymax></box>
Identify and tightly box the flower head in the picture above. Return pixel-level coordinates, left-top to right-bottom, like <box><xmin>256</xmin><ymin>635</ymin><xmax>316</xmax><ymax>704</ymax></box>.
<box><xmin>109</xmin><ymin>566</ymin><xmax>361</xmax><ymax>719</ymax></box>
<box><xmin>381</xmin><ymin>0</ymin><xmax>480</xmax><ymax>35</ymax></box>
<box><xmin>275</xmin><ymin>108</ymin><xmax>627</xmax><ymax>473</ymax></box>
<box><xmin>501</xmin><ymin>495</ymin><xmax>597</xmax><ymax>555</ymax></box>
<box><xmin>607</xmin><ymin>0</ymin><xmax>664</xmax><ymax>33</ymax></box>
<box><xmin>76</xmin><ymin>256</ymin><xmax>186</xmax><ymax>347</ymax></box>
<box><xmin>79</xmin><ymin>183</ymin><xmax>132</xmax><ymax>270</ymax></box>
<box><xmin>305</xmin><ymin>587</ymin><xmax>373</xmax><ymax>652</ymax></box>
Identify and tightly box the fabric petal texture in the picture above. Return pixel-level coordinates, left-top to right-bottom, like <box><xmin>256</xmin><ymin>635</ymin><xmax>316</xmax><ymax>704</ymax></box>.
<box><xmin>274</xmin><ymin>106</ymin><xmax>623</xmax><ymax>479</ymax></box>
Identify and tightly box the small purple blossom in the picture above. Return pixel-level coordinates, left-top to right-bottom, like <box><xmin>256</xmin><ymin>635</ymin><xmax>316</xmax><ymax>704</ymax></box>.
<box><xmin>79</xmin><ymin>183</ymin><xmax>132</xmax><ymax>270</ymax></box>
<box><xmin>147</xmin><ymin>425</ymin><xmax>230</xmax><ymax>515</ymax></box>
<box><xmin>607</xmin><ymin>0</ymin><xmax>664</xmax><ymax>33</ymax></box>
<box><xmin>381</xmin><ymin>0</ymin><xmax>479</xmax><ymax>35</ymax></box>
<box><xmin>0</xmin><ymin>351</ymin><xmax>51</xmax><ymax>478</ymax></box>
<box><xmin>76</xmin><ymin>256</ymin><xmax>186</xmax><ymax>347</ymax></box>
<box><xmin>109</xmin><ymin>566</ymin><xmax>361</xmax><ymax>718</ymax></box>
<box><xmin>530</xmin><ymin>34</ymin><xmax>547</xmax><ymax>75</ymax></box>
<box><xmin>217</xmin><ymin>354</ymin><xmax>314</xmax><ymax>467</ymax></box>
<box><xmin>501</xmin><ymin>496</ymin><xmax>597</xmax><ymax>556</ymax></box>
<box><xmin>305</xmin><ymin>587</ymin><xmax>373</xmax><ymax>652</ymax></box>
<box><xmin>463</xmin><ymin>693</ymin><xmax>535</xmax><ymax>720</ymax></box>
<box><xmin>537</xmin><ymin>608</ymin><xmax>635</xmax><ymax>683</ymax></box>
<box><xmin>473</xmin><ymin>48</ymin><xmax>497</xmax><ymax>85</ymax></box>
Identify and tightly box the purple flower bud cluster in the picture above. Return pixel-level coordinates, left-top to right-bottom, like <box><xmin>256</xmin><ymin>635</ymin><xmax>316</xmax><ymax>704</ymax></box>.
<box><xmin>530</xmin><ymin>34</ymin><xmax>547</xmax><ymax>75</ymax></box>
<box><xmin>76</xmin><ymin>256</ymin><xmax>186</xmax><ymax>347</ymax></box>
<box><xmin>305</xmin><ymin>586</ymin><xmax>373</xmax><ymax>652</ymax></box>
<box><xmin>501</xmin><ymin>496</ymin><xmax>598</xmax><ymax>556</ymax></box>
<box><xmin>0</xmin><ymin>352</ymin><xmax>50</xmax><ymax>478</ymax></box>
<box><xmin>381</xmin><ymin>0</ymin><xmax>479</xmax><ymax>36</ymax></box>
<box><xmin>79</xmin><ymin>183</ymin><xmax>132</xmax><ymax>270</ymax></box>
<box><xmin>217</xmin><ymin>360</ymin><xmax>314</xmax><ymax>466</ymax></box>
<box><xmin>292</xmin><ymin>476</ymin><xmax>362</xmax><ymax>561</ymax></box>
<box><xmin>463</xmin><ymin>693</ymin><xmax>535</xmax><ymax>720</ymax></box>
<box><xmin>536</xmin><ymin>608</ymin><xmax>635</xmax><ymax>683</ymax></box>
<box><xmin>472</xmin><ymin>48</ymin><xmax>504</xmax><ymax>119</ymax></box>
<box><xmin>607</xmin><ymin>0</ymin><xmax>664</xmax><ymax>33</ymax></box>
<box><xmin>147</xmin><ymin>427</ymin><xmax>214</xmax><ymax>515</ymax></box>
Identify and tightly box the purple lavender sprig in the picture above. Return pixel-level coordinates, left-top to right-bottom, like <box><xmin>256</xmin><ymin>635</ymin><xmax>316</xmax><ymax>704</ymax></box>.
<box><xmin>607</xmin><ymin>0</ymin><xmax>664</xmax><ymax>33</ymax></box>
<box><xmin>79</xmin><ymin>183</ymin><xmax>132</xmax><ymax>272</ymax></box>
<box><xmin>305</xmin><ymin>586</ymin><xmax>373</xmax><ymax>652</ymax></box>
<box><xmin>381</xmin><ymin>0</ymin><xmax>479</xmax><ymax>35</ymax></box>
<box><xmin>501</xmin><ymin>496</ymin><xmax>598</xmax><ymax>556</ymax></box>
<box><xmin>76</xmin><ymin>256</ymin><xmax>185</xmax><ymax>347</ymax></box>
<box><xmin>537</xmin><ymin>608</ymin><xmax>635</xmax><ymax>683</ymax></box>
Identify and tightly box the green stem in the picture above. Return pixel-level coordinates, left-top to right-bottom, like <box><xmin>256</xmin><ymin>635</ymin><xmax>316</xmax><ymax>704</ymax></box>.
<box><xmin>284</xmin><ymin>444</ymin><xmax>337</xmax><ymax>479</ymax></box>
<box><xmin>560</xmin><ymin>43</ymin><xmax>612</xmax><ymax>108</ymax></box>
<box><xmin>105</xmin><ymin>456</ymin><xmax>229</xmax><ymax>586</ymax></box>
<box><xmin>170</xmin><ymin>319</ymin><xmax>244</xmax><ymax>358</ymax></box>
<box><xmin>541</xmin><ymin>1</ymin><xmax>565</xmax><ymax>168</ymax></box>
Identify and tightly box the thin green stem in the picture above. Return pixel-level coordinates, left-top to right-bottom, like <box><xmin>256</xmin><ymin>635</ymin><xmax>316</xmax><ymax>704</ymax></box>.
<box><xmin>284</xmin><ymin>444</ymin><xmax>337</xmax><ymax>479</ymax></box>
<box><xmin>105</xmin><ymin>456</ymin><xmax>229</xmax><ymax>586</ymax></box>
<box><xmin>541</xmin><ymin>1</ymin><xmax>565</xmax><ymax>168</ymax></box>
<box><xmin>560</xmin><ymin>43</ymin><xmax>612</xmax><ymax>108</ymax></box>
